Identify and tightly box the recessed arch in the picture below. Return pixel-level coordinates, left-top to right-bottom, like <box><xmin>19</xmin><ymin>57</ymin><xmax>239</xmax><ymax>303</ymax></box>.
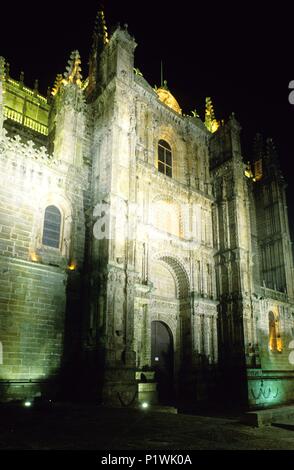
<box><xmin>148</xmin><ymin>253</ymin><xmax>193</xmax><ymax>403</ymax></box>
<box><xmin>35</xmin><ymin>194</ymin><xmax>73</xmax><ymax>257</ymax></box>
<box><xmin>151</xmin><ymin>253</ymin><xmax>190</xmax><ymax>299</ymax></box>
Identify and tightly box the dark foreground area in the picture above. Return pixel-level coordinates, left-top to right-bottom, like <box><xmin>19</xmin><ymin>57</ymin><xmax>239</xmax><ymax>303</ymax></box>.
<box><xmin>0</xmin><ymin>402</ymin><xmax>294</xmax><ymax>450</ymax></box>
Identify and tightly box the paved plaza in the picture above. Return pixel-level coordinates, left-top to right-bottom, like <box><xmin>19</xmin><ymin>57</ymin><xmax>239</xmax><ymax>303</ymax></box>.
<box><xmin>0</xmin><ymin>403</ymin><xmax>294</xmax><ymax>450</ymax></box>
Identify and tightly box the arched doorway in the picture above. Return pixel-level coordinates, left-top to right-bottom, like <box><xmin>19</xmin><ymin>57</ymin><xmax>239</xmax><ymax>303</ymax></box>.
<box><xmin>151</xmin><ymin>321</ymin><xmax>174</xmax><ymax>404</ymax></box>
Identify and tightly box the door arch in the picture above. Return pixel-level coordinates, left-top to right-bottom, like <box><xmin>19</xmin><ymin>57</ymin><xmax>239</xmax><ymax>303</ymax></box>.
<box><xmin>151</xmin><ymin>320</ymin><xmax>174</xmax><ymax>404</ymax></box>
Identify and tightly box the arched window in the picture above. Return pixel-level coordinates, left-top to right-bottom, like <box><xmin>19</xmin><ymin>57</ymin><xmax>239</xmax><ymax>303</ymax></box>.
<box><xmin>158</xmin><ymin>140</ymin><xmax>172</xmax><ymax>177</ymax></box>
<box><xmin>269</xmin><ymin>311</ymin><xmax>282</xmax><ymax>352</ymax></box>
<box><xmin>42</xmin><ymin>205</ymin><xmax>62</xmax><ymax>248</ymax></box>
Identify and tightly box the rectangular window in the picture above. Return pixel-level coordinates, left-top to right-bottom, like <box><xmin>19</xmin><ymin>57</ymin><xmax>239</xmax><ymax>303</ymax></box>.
<box><xmin>158</xmin><ymin>140</ymin><xmax>173</xmax><ymax>178</ymax></box>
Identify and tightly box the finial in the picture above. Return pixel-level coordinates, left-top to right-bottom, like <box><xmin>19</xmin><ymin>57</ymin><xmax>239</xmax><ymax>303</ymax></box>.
<box><xmin>134</xmin><ymin>68</ymin><xmax>143</xmax><ymax>77</ymax></box>
<box><xmin>34</xmin><ymin>79</ymin><xmax>39</xmax><ymax>93</ymax></box>
<box><xmin>64</xmin><ymin>50</ymin><xmax>83</xmax><ymax>87</ymax></box>
<box><xmin>191</xmin><ymin>109</ymin><xmax>200</xmax><ymax>118</ymax></box>
<box><xmin>20</xmin><ymin>71</ymin><xmax>24</xmax><ymax>84</ymax></box>
<box><xmin>51</xmin><ymin>74</ymin><xmax>63</xmax><ymax>96</ymax></box>
<box><xmin>204</xmin><ymin>97</ymin><xmax>220</xmax><ymax>133</ymax></box>
<box><xmin>93</xmin><ymin>8</ymin><xmax>109</xmax><ymax>46</ymax></box>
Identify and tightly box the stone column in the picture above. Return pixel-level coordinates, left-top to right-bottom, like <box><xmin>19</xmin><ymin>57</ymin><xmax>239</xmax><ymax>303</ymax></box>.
<box><xmin>203</xmin><ymin>315</ymin><xmax>210</xmax><ymax>360</ymax></box>
<box><xmin>141</xmin><ymin>303</ymin><xmax>151</xmax><ymax>368</ymax></box>
<box><xmin>102</xmin><ymin>266</ymin><xmax>137</xmax><ymax>406</ymax></box>
<box><xmin>124</xmin><ymin>270</ymin><xmax>136</xmax><ymax>367</ymax></box>
<box><xmin>194</xmin><ymin>313</ymin><xmax>201</xmax><ymax>356</ymax></box>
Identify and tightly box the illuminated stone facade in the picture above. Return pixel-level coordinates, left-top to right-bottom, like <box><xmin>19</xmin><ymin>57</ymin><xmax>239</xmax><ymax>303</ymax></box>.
<box><xmin>0</xmin><ymin>16</ymin><xmax>294</xmax><ymax>408</ymax></box>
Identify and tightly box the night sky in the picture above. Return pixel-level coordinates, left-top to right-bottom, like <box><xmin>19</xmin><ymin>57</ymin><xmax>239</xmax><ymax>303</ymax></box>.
<box><xmin>1</xmin><ymin>1</ymin><xmax>294</xmax><ymax>234</ymax></box>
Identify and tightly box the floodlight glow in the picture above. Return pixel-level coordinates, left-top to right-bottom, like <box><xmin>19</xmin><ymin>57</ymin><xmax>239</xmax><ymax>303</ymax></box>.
<box><xmin>68</xmin><ymin>262</ymin><xmax>77</xmax><ymax>271</ymax></box>
<box><xmin>24</xmin><ymin>401</ymin><xmax>32</xmax><ymax>407</ymax></box>
<box><xmin>141</xmin><ymin>402</ymin><xmax>149</xmax><ymax>409</ymax></box>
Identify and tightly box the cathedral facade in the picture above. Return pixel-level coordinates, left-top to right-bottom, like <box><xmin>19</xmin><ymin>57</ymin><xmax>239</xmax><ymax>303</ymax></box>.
<box><xmin>0</xmin><ymin>11</ymin><xmax>294</xmax><ymax>409</ymax></box>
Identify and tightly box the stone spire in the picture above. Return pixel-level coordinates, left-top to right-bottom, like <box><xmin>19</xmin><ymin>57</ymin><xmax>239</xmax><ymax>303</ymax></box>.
<box><xmin>51</xmin><ymin>74</ymin><xmax>63</xmax><ymax>96</ymax></box>
<box><xmin>64</xmin><ymin>50</ymin><xmax>83</xmax><ymax>87</ymax></box>
<box><xmin>204</xmin><ymin>97</ymin><xmax>220</xmax><ymax>133</ymax></box>
<box><xmin>253</xmin><ymin>133</ymin><xmax>264</xmax><ymax>161</ymax></box>
<box><xmin>93</xmin><ymin>8</ymin><xmax>109</xmax><ymax>48</ymax></box>
<box><xmin>87</xmin><ymin>6</ymin><xmax>109</xmax><ymax>97</ymax></box>
<box><xmin>48</xmin><ymin>50</ymin><xmax>85</xmax><ymax>164</ymax></box>
<box><xmin>264</xmin><ymin>137</ymin><xmax>284</xmax><ymax>181</ymax></box>
<box><xmin>51</xmin><ymin>51</ymin><xmax>83</xmax><ymax>97</ymax></box>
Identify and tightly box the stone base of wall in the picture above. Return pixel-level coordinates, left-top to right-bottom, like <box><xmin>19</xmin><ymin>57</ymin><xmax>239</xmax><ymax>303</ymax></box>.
<box><xmin>138</xmin><ymin>382</ymin><xmax>158</xmax><ymax>405</ymax></box>
<box><xmin>0</xmin><ymin>256</ymin><xmax>66</xmax><ymax>403</ymax></box>
<box><xmin>136</xmin><ymin>370</ymin><xmax>158</xmax><ymax>405</ymax></box>
<box><xmin>101</xmin><ymin>367</ymin><xmax>138</xmax><ymax>407</ymax></box>
<box><xmin>0</xmin><ymin>378</ymin><xmax>59</xmax><ymax>402</ymax></box>
<box><xmin>247</xmin><ymin>368</ymin><xmax>294</xmax><ymax>409</ymax></box>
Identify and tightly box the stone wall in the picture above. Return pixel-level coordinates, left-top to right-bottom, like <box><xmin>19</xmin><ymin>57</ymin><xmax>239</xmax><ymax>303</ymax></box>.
<box><xmin>0</xmin><ymin>84</ymin><xmax>87</xmax><ymax>400</ymax></box>
<box><xmin>247</xmin><ymin>369</ymin><xmax>294</xmax><ymax>408</ymax></box>
<box><xmin>0</xmin><ymin>258</ymin><xmax>66</xmax><ymax>400</ymax></box>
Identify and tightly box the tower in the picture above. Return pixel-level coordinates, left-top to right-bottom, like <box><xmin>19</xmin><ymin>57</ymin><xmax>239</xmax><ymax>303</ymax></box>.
<box><xmin>210</xmin><ymin>114</ymin><xmax>255</xmax><ymax>405</ymax></box>
<box><xmin>247</xmin><ymin>136</ymin><xmax>294</xmax><ymax>407</ymax></box>
<box><xmin>49</xmin><ymin>50</ymin><xmax>86</xmax><ymax>166</ymax></box>
<box><xmin>252</xmin><ymin>136</ymin><xmax>294</xmax><ymax>298</ymax></box>
<box><xmin>83</xmin><ymin>20</ymin><xmax>138</xmax><ymax>405</ymax></box>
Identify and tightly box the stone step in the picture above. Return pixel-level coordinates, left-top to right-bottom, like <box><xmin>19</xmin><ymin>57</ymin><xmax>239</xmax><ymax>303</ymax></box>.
<box><xmin>241</xmin><ymin>404</ymin><xmax>294</xmax><ymax>427</ymax></box>
<box><xmin>272</xmin><ymin>421</ymin><xmax>294</xmax><ymax>431</ymax></box>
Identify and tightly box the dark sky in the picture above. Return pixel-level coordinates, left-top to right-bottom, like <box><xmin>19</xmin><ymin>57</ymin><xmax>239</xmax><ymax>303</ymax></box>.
<box><xmin>1</xmin><ymin>1</ymin><xmax>294</xmax><ymax>231</ymax></box>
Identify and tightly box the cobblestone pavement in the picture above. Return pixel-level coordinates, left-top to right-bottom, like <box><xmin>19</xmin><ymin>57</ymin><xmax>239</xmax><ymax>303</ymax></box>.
<box><xmin>0</xmin><ymin>403</ymin><xmax>294</xmax><ymax>450</ymax></box>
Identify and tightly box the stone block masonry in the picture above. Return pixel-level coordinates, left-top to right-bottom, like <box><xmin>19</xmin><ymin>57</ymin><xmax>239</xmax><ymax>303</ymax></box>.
<box><xmin>0</xmin><ymin>52</ymin><xmax>88</xmax><ymax>403</ymax></box>
<box><xmin>0</xmin><ymin>257</ymin><xmax>66</xmax><ymax>400</ymax></box>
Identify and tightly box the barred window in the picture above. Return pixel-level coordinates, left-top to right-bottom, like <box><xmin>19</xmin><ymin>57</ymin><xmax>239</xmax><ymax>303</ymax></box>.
<box><xmin>158</xmin><ymin>140</ymin><xmax>172</xmax><ymax>178</ymax></box>
<box><xmin>42</xmin><ymin>205</ymin><xmax>62</xmax><ymax>248</ymax></box>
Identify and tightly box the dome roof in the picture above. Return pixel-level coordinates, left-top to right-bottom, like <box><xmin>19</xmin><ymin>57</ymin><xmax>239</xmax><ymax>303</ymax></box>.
<box><xmin>156</xmin><ymin>86</ymin><xmax>182</xmax><ymax>114</ymax></box>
